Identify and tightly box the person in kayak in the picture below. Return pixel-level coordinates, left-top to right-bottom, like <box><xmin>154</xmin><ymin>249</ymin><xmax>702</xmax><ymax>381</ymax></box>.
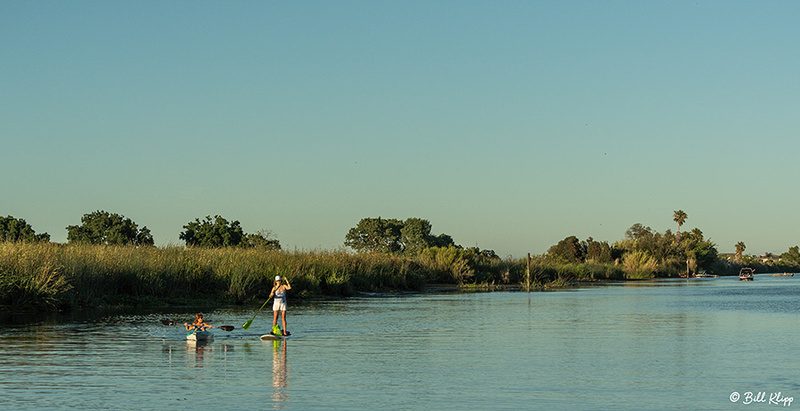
<box><xmin>185</xmin><ymin>313</ymin><xmax>213</xmax><ymax>332</ymax></box>
<box><xmin>269</xmin><ymin>276</ymin><xmax>292</xmax><ymax>336</ymax></box>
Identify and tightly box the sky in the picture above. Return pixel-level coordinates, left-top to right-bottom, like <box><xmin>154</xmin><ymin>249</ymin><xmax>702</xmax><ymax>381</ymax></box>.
<box><xmin>2</xmin><ymin>1</ymin><xmax>799</xmax><ymax>258</ymax></box>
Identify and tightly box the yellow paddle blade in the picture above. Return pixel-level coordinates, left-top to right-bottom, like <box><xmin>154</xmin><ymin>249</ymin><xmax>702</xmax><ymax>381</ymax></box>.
<box><xmin>242</xmin><ymin>319</ymin><xmax>253</xmax><ymax>330</ymax></box>
<box><xmin>242</xmin><ymin>297</ymin><xmax>270</xmax><ymax>331</ymax></box>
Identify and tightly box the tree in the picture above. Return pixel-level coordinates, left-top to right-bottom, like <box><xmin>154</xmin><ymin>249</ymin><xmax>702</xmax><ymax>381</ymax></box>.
<box><xmin>780</xmin><ymin>246</ymin><xmax>800</xmax><ymax>264</ymax></box>
<box><xmin>584</xmin><ymin>237</ymin><xmax>613</xmax><ymax>263</ymax></box>
<box><xmin>345</xmin><ymin>217</ymin><xmax>457</xmax><ymax>254</ymax></box>
<box><xmin>619</xmin><ymin>223</ymin><xmax>715</xmax><ymax>275</ymax></box>
<box><xmin>673</xmin><ymin>210</ymin><xmax>687</xmax><ymax>237</ymax></box>
<box><xmin>680</xmin><ymin>228</ymin><xmax>717</xmax><ymax>272</ymax></box>
<box><xmin>0</xmin><ymin>215</ymin><xmax>50</xmax><ymax>243</ymax></box>
<box><xmin>344</xmin><ymin>217</ymin><xmax>404</xmax><ymax>253</ymax></box>
<box><xmin>180</xmin><ymin>215</ymin><xmax>245</xmax><ymax>247</ymax></box>
<box><xmin>547</xmin><ymin>236</ymin><xmax>585</xmax><ymax>264</ymax></box>
<box><xmin>735</xmin><ymin>241</ymin><xmax>746</xmax><ymax>260</ymax></box>
<box><xmin>478</xmin><ymin>248</ymin><xmax>499</xmax><ymax>259</ymax></box>
<box><xmin>67</xmin><ymin>211</ymin><xmax>153</xmax><ymax>246</ymax></box>
<box><xmin>244</xmin><ymin>230</ymin><xmax>281</xmax><ymax>250</ymax></box>
<box><xmin>622</xmin><ymin>223</ymin><xmax>676</xmax><ymax>261</ymax></box>
<box><xmin>625</xmin><ymin>223</ymin><xmax>654</xmax><ymax>241</ymax></box>
<box><xmin>399</xmin><ymin>218</ymin><xmax>434</xmax><ymax>255</ymax></box>
<box><xmin>399</xmin><ymin>218</ymin><xmax>458</xmax><ymax>255</ymax></box>
<box><xmin>432</xmin><ymin>233</ymin><xmax>456</xmax><ymax>248</ymax></box>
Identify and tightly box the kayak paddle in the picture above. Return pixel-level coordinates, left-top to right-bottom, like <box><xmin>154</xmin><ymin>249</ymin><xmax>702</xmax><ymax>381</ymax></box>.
<box><xmin>242</xmin><ymin>297</ymin><xmax>271</xmax><ymax>330</ymax></box>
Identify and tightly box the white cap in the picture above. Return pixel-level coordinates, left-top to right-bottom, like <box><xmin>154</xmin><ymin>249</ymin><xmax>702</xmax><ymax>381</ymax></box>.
<box><xmin>275</xmin><ymin>276</ymin><xmax>281</xmax><ymax>281</ymax></box>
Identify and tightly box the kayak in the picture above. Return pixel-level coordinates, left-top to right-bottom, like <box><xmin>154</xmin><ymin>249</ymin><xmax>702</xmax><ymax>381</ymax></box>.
<box><xmin>187</xmin><ymin>331</ymin><xmax>214</xmax><ymax>341</ymax></box>
<box><xmin>260</xmin><ymin>333</ymin><xmax>291</xmax><ymax>341</ymax></box>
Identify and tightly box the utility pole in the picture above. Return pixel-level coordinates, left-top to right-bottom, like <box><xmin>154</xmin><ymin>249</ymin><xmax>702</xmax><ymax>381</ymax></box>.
<box><xmin>526</xmin><ymin>253</ymin><xmax>531</xmax><ymax>292</ymax></box>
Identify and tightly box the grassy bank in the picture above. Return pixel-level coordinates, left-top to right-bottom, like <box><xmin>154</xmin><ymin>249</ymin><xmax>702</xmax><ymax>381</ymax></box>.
<box><xmin>0</xmin><ymin>242</ymin><xmax>441</xmax><ymax>312</ymax></box>
<box><xmin>1</xmin><ymin>242</ymin><xmax>647</xmax><ymax>313</ymax></box>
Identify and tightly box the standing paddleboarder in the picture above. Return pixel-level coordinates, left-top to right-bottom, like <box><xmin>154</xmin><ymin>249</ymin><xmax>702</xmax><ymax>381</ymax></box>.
<box><xmin>269</xmin><ymin>276</ymin><xmax>291</xmax><ymax>336</ymax></box>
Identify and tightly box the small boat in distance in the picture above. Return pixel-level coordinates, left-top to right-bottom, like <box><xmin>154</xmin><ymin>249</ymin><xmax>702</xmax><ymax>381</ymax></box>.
<box><xmin>739</xmin><ymin>267</ymin><xmax>754</xmax><ymax>281</ymax></box>
<box><xmin>695</xmin><ymin>272</ymin><xmax>718</xmax><ymax>278</ymax></box>
<box><xmin>679</xmin><ymin>271</ymin><xmax>718</xmax><ymax>278</ymax></box>
<box><xmin>772</xmin><ymin>273</ymin><xmax>794</xmax><ymax>277</ymax></box>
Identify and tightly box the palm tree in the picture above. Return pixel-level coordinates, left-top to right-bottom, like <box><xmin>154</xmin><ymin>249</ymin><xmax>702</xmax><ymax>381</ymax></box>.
<box><xmin>735</xmin><ymin>242</ymin><xmax>746</xmax><ymax>260</ymax></box>
<box><xmin>673</xmin><ymin>210</ymin><xmax>687</xmax><ymax>236</ymax></box>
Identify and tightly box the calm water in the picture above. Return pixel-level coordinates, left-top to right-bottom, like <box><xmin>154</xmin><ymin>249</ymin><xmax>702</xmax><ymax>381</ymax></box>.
<box><xmin>1</xmin><ymin>275</ymin><xmax>798</xmax><ymax>410</ymax></box>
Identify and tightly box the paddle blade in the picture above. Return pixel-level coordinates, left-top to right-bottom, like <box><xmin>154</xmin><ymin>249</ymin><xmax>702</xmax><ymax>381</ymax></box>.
<box><xmin>242</xmin><ymin>298</ymin><xmax>270</xmax><ymax>330</ymax></box>
<box><xmin>220</xmin><ymin>325</ymin><xmax>235</xmax><ymax>332</ymax></box>
<box><xmin>161</xmin><ymin>319</ymin><xmax>174</xmax><ymax>326</ymax></box>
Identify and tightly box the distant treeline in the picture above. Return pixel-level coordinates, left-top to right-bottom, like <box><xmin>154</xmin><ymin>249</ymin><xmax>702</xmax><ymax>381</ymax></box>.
<box><xmin>0</xmin><ymin>212</ymin><xmax>281</xmax><ymax>249</ymax></box>
<box><xmin>542</xmin><ymin>223</ymin><xmax>800</xmax><ymax>278</ymax></box>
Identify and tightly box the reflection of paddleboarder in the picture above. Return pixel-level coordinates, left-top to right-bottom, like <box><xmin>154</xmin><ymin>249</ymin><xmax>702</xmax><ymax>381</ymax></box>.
<box><xmin>272</xmin><ymin>340</ymin><xmax>288</xmax><ymax>404</ymax></box>
<box><xmin>269</xmin><ymin>276</ymin><xmax>291</xmax><ymax>336</ymax></box>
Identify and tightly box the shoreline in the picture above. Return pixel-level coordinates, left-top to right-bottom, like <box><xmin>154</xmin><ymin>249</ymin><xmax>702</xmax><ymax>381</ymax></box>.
<box><xmin>2</xmin><ymin>242</ymin><xmax>793</xmax><ymax>315</ymax></box>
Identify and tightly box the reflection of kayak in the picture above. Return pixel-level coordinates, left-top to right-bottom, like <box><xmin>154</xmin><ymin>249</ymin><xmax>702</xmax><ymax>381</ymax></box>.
<box><xmin>187</xmin><ymin>331</ymin><xmax>214</xmax><ymax>341</ymax></box>
<box><xmin>260</xmin><ymin>333</ymin><xmax>291</xmax><ymax>341</ymax></box>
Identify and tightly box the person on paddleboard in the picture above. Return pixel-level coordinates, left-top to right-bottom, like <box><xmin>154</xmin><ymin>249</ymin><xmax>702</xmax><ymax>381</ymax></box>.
<box><xmin>185</xmin><ymin>313</ymin><xmax>212</xmax><ymax>332</ymax></box>
<box><xmin>269</xmin><ymin>276</ymin><xmax>291</xmax><ymax>336</ymax></box>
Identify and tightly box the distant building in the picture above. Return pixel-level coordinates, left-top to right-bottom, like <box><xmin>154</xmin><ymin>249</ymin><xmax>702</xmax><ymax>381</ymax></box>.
<box><xmin>758</xmin><ymin>254</ymin><xmax>783</xmax><ymax>263</ymax></box>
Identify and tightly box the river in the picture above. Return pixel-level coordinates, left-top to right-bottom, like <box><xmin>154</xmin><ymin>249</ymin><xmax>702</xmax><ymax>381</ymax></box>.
<box><xmin>1</xmin><ymin>274</ymin><xmax>797</xmax><ymax>410</ymax></box>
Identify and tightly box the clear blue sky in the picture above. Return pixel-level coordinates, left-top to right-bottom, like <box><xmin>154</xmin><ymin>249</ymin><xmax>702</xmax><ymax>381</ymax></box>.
<box><xmin>3</xmin><ymin>1</ymin><xmax>799</xmax><ymax>257</ymax></box>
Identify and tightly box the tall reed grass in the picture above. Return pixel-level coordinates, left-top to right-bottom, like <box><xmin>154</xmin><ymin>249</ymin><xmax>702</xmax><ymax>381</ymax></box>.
<box><xmin>0</xmin><ymin>242</ymin><xmax>628</xmax><ymax>312</ymax></box>
<box><xmin>0</xmin><ymin>243</ymin><xmax>458</xmax><ymax>312</ymax></box>
<box><xmin>0</xmin><ymin>242</ymin><xmax>70</xmax><ymax>310</ymax></box>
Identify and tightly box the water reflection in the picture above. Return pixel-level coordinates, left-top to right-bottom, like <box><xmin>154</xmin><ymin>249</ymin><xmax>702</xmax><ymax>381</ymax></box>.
<box><xmin>186</xmin><ymin>340</ymin><xmax>211</xmax><ymax>367</ymax></box>
<box><xmin>4</xmin><ymin>279</ymin><xmax>799</xmax><ymax>410</ymax></box>
<box><xmin>270</xmin><ymin>340</ymin><xmax>289</xmax><ymax>408</ymax></box>
<box><xmin>161</xmin><ymin>338</ymin><xmax>236</xmax><ymax>375</ymax></box>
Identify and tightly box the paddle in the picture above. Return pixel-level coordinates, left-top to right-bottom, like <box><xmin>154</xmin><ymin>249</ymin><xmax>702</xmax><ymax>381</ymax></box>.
<box><xmin>161</xmin><ymin>319</ymin><xmax>234</xmax><ymax>332</ymax></box>
<box><xmin>242</xmin><ymin>297</ymin><xmax>272</xmax><ymax>330</ymax></box>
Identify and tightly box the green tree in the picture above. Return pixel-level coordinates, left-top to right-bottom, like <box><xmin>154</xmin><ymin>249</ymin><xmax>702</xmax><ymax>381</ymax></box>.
<box><xmin>619</xmin><ymin>223</ymin><xmax>713</xmax><ymax>276</ymax></box>
<box><xmin>621</xmin><ymin>224</ymin><xmax>677</xmax><ymax>262</ymax></box>
<box><xmin>680</xmin><ymin>228</ymin><xmax>718</xmax><ymax>272</ymax></box>
<box><xmin>345</xmin><ymin>217</ymin><xmax>457</xmax><ymax>254</ymax></box>
<box><xmin>584</xmin><ymin>237</ymin><xmax>613</xmax><ymax>263</ymax></box>
<box><xmin>780</xmin><ymin>246</ymin><xmax>800</xmax><ymax>264</ymax></box>
<box><xmin>673</xmin><ymin>210</ymin><xmax>687</xmax><ymax>236</ymax></box>
<box><xmin>244</xmin><ymin>230</ymin><xmax>281</xmax><ymax>250</ymax></box>
<box><xmin>735</xmin><ymin>242</ymin><xmax>746</xmax><ymax>260</ymax></box>
<box><xmin>547</xmin><ymin>235</ymin><xmax>585</xmax><ymax>263</ymax></box>
<box><xmin>625</xmin><ymin>223</ymin><xmax>654</xmax><ymax>242</ymax></box>
<box><xmin>400</xmin><ymin>217</ymin><xmax>434</xmax><ymax>255</ymax></box>
<box><xmin>344</xmin><ymin>217</ymin><xmax>404</xmax><ymax>253</ymax></box>
<box><xmin>180</xmin><ymin>215</ymin><xmax>245</xmax><ymax>247</ymax></box>
<box><xmin>67</xmin><ymin>211</ymin><xmax>153</xmax><ymax>246</ymax></box>
<box><xmin>432</xmin><ymin>233</ymin><xmax>456</xmax><ymax>248</ymax></box>
<box><xmin>0</xmin><ymin>215</ymin><xmax>50</xmax><ymax>243</ymax></box>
